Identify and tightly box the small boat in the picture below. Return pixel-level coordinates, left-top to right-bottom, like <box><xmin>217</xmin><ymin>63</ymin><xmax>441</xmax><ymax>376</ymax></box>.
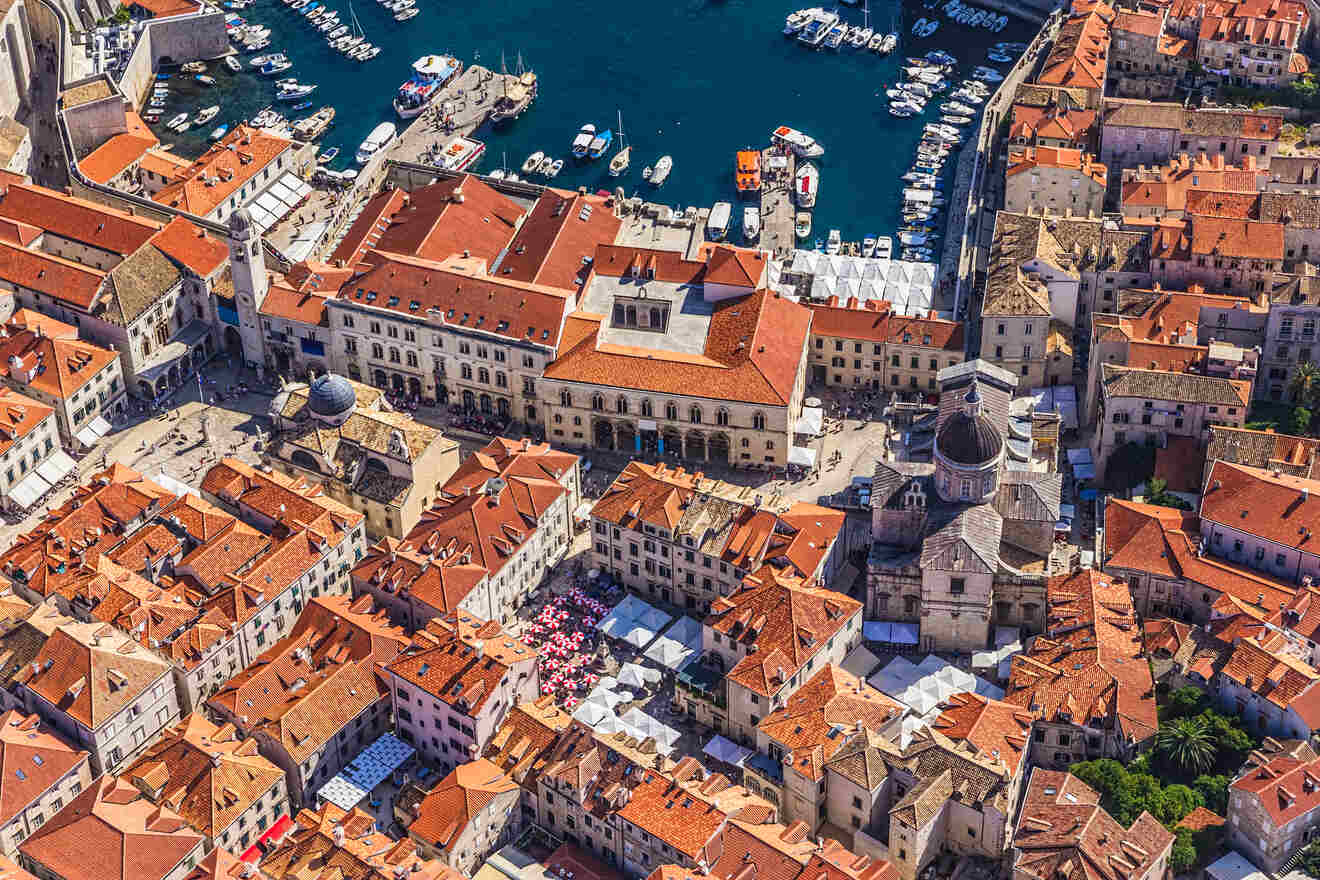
<box><xmin>743</xmin><ymin>206</ymin><xmax>760</xmax><ymax>240</ymax></box>
<box><xmin>144</xmin><ymin>113</ymin><xmax>161</xmax><ymax>123</ymax></box>
<box><xmin>571</xmin><ymin>123</ymin><xmax>596</xmax><ymax>158</ymax></box>
<box><xmin>224</xmin><ymin>56</ymin><xmax>242</xmax><ymax>72</ymax></box>
<box><xmin>277</xmin><ymin>83</ymin><xmax>317</xmax><ymax>101</ymax></box>
<box><xmin>209</xmin><ymin>124</ymin><xmax>230</xmax><ymax>141</ymax></box>
<box><xmin>489</xmin><ymin>168</ymin><xmax>507</xmax><ymax>180</ymax></box>
<box><xmin>650</xmin><ymin>155</ymin><xmax>672</xmax><ymax>185</ymax></box>
<box><xmin>587</xmin><ymin>128</ymin><xmax>613</xmax><ymax>159</ymax></box>
<box><xmin>537</xmin><ymin>156</ymin><xmax>555</xmax><ymax>175</ymax></box>
<box><xmin>867</xmin><ymin>33</ymin><xmax>885</xmax><ymax>50</ymax></box>
<box><xmin>290</xmin><ymin>101</ymin><xmax>313</xmax><ymax>111</ymax></box>
<box><xmin>795</xmin><ymin>212</ymin><xmax>812</xmax><ymax>239</ymax></box>
<box><xmin>875</xmin><ymin>236</ymin><xmax>894</xmax><ymax>259</ymax></box>
<box><xmin>707</xmin><ymin>202</ymin><xmax>733</xmax><ymax>241</ymax></box>
<box><xmin>771</xmin><ymin>125</ymin><xmax>824</xmax><ymax>158</ymax></box>
<box><xmin>356</xmin><ymin>120</ymin><xmax>396</xmax><ymax>163</ymax></box>
<box><xmin>941</xmin><ymin>114</ymin><xmax>972</xmax><ymax>125</ymax></box>
<box><xmin>851</xmin><ymin>26</ymin><xmax>873</xmax><ymax>46</ymax></box>
<box><xmin>824</xmin><ymin>23</ymin><xmax>845</xmax><ymax>47</ymax></box>
<box><xmin>641</xmin><ymin>165</ymin><xmax>652</xmax><ymax>181</ymax></box>
<box><xmin>973</xmin><ymin>66</ymin><xmax>1004</xmax><ymax>82</ymax></box>
<box><xmin>395</xmin><ymin>7</ymin><xmax>418</xmax><ymax>19</ymax></box>
<box><xmin>927</xmin><ymin>49</ymin><xmax>956</xmax><ymax>65</ymax></box>
<box><xmin>522</xmin><ymin>151</ymin><xmax>545</xmax><ymax>174</ymax></box>
<box><xmin>861</xmin><ymin>236</ymin><xmax>877</xmax><ymax>257</ymax></box>
<box><xmin>794</xmin><ymin>162</ymin><xmax>819</xmax><ymax>208</ymax></box>
<box><xmin>317</xmin><ymin>147</ymin><xmax>339</xmax><ymax>163</ymax></box>
<box><xmin>181</xmin><ymin>60</ymin><xmax>206</xmax><ymax>73</ymax></box>
<box><xmin>195</xmin><ymin>105</ymin><xmax>220</xmax><ymax>125</ymax></box>
<box><xmin>547</xmin><ymin>159</ymin><xmax>563</xmax><ymax>177</ymax></box>
<box><xmin>826</xmin><ymin>229</ymin><xmax>842</xmax><ymax>254</ymax></box>
<box><xmin>880</xmin><ymin>33</ymin><xmax>897</xmax><ymax>53</ymax></box>
<box><xmin>912</xmin><ymin>16</ymin><xmax>929</xmax><ymax>32</ymax></box>
<box><xmin>195</xmin><ymin>74</ymin><xmax>216</xmax><ymax>86</ymax></box>
<box><xmin>261</xmin><ymin>60</ymin><xmax>293</xmax><ymax>75</ymax></box>
<box><xmin>165</xmin><ymin>112</ymin><xmax>189</xmax><ymax>130</ymax></box>
<box><xmin>609</xmin><ymin>111</ymin><xmax>631</xmax><ymax>176</ymax></box>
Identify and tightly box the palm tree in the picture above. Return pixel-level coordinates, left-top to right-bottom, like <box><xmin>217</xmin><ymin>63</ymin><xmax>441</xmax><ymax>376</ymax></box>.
<box><xmin>1290</xmin><ymin>360</ymin><xmax>1320</xmax><ymax>408</ymax></box>
<box><xmin>1156</xmin><ymin>716</ymin><xmax>1216</xmax><ymax>775</ymax></box>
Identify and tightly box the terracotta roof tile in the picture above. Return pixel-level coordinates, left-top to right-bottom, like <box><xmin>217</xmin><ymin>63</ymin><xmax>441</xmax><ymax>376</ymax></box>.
<box><xmin>0</xmin><ymin>321</ymin><xmax>118</xmax><ymax>402</ymax></box>
<box><xmin>79</xmin><ymin>133</ymin><xmax>159</xmax><ymax>184</ymax></box>
<box><xmin>407</xmin><ymin>758</ymin><xmax>518</xmax><ymax>851</ymax></box>
<box><xmin>152</xmin><ymin>125</ymin><xmax>292</xmax><ymax>217</ymax></box>
<box><xmin>0</xmin><ymin>182</ymin><xmax>161</xmax><ymax>256</ymax></box>
<box><xmin>262</xmin><ymin>802</ymin><xmax>461</xmax><ymax>880</ymax></box>
<box><xmin>498</xmin><ymin>188</ymin><xmax>622</xmax><ymax>291</ymax></box>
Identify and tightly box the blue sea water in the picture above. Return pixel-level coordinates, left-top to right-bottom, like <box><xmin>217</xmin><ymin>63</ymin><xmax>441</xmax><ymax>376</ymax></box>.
<box><xmin>148</xmin><ymin>0</ymin><xmax>1032</xmax><ymax>241</ymax></box>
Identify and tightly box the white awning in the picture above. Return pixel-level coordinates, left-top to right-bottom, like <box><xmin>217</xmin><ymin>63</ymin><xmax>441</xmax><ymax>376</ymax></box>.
<box><xmin>788</xmin><ymin>446</ymin><xmax>817</xmax><ymax>467</ymax></box>
<box><xmin>795</xmin><ymin>406</ymin><xmax>824</xmax><ymax>436</ymax></box>
<box><xmin>89</xmin><ymin>415</ymin><xmax>112</xmax><ymax>437</ymax></box>
<box><xmin>7</xmin><ymin>471</ymin><xmax>51</xmax><ymax>509</ymax></box>
<box><xmin>74</xmin><ymin>425</ymin><xmax>100</xmax><ymax>446</ymax></box>
<box><xmin>36</xmin><ymin>451</ymin><xmax>77</xmax><ymax>486</ymax></box>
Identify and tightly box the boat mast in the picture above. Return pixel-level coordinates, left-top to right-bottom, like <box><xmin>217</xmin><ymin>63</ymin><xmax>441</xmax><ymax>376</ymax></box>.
<box><xmin>617</xmin><ymin>109</ymin><xmax>625</xmax><ymax>149</ymax></box>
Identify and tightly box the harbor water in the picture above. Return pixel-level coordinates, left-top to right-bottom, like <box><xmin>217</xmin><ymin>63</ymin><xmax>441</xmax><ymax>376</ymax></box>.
<box><xmin>148</xmin><ymin>0</ymin><xmax>1033</xmax><ymax>242</ymax></box>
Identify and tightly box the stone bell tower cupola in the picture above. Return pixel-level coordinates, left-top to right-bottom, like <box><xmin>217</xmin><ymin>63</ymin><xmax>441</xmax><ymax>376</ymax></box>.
<box><xmin>933</xmin><ymin>381</ymin><xmax>1004</xmax><ymax>504</ymax></box>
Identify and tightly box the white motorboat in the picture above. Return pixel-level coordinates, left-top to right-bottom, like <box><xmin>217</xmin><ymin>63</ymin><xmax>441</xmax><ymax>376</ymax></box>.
<box><xmin>570</xmin><ymin>123</ymin><xmax>596</xmax><ymax>158</ymax></box>
<box><xmin>194</xmin><ymin>105</ymin><xmax>220</xmax><ymax>126</ymax></box>
<box><xmin>826</xmin><ymin>229</ymin><xmax>842</xmax><ymax>254</ymax></box>
<box><xmin>165</xmin><ymin>112</ymin><xmax>189</xmax><ymax>130</ymax></box>
<box><xmin>650</xmin><ymin>155</ymin><xmax>672</xmax><ymax>185</ymax></box>
<box><xmin>224</xmin><ymin>56</ymin><xmax>242</xmax><ymax>72</ymax></box>
<box><xmin>875</xmin><ymin>236</ymin><xmax>893</xmax><ymax>259</ymax></box>
<box><xmin>972</xmin><ymin>65</ymin><xmax>1004</xmax><ymax>82</ymax></box>
<box><xmin>771</xmin><ymin>125</ymin><xmax>824</xmax><ymax>158</ymax></box>
<box><xmin>794</xmin><ymin>162</ymin><xmax>819</xmax><ymax>208</ymax></box>
<box><xmin>547</xmin><ymin>159</ymin><xmax>563</xmax><ymax>177</ymax></box>
<box><xmin>850</xmin><ymin>26</ymin><xmax>872</xmax><ymax>46</ymax></box>
<box><xmin>743</xmin><ymin>206</ymin><xmax>760</xmax><ymax>240</ymax></box>
<box><xmin>795</xmin><ymin>211</ymin><xmax>812</xmax><ymax>239</ymax></box>
<box><xmin>355</xmin><ymin>120</ymin><xmax>396</xmax><ymax>164</ymax></box>
<box><xmin>522</xmin><ymin>151</ymin><xmax>544</xmax><ymax>174</ymax></box>
<box><xmin>395</xmin><ymin>7</ymin><xmax>418</xmax><ymax>19</ymax></box>
<box><xmin>706</xmin><ymin>202</ymin><xmax>732</xmax><ymax>241</ymax></box>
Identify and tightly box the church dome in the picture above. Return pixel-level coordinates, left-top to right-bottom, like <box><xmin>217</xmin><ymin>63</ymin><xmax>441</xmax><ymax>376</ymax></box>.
<box><xmin>307</xmin><ymin>373</ymin><xmax>356</xmax><ymax>420</ymax></box>
<box><xmin>936</xmin><ymin>385</ymin><xmax>1002</xmax><ymax>466</ymax></box>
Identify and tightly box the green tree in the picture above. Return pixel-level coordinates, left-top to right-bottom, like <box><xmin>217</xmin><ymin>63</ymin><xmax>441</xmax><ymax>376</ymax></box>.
<box><xmin>1145</xmin><ymin>478</ymin><xmax>1192</xmax><ymax>511</ymax></box>
<box><xmin>1161</xmin><ymin>784</ymin><xmax>1204</xmax><ymax>824</ymax></box>
<box><xmin>1200</xmin><ymin>710</ymin><xmax>1255</xmax><ymax>770</ymax></box>
<box><xmin>1170</xmin><ymin>828</ymin><xmax>1198</xmax><ymax>873</ymax></box>
<box><xmin>1192</xmin><ymin>774</ymin><xmax>1230</xmax><ymax>814</ymax></box>
<box><xmin>1290</xmin><ymin>361</ymin><xmax>1320</xmax><ymax>407</ymax></box>
<box><xmin>1298</xmin><ymin>840</ymin><xmax>1320</xmax><ymax>876</ymax></box>
<box><xmin>1156</xmin><ymin>716</ymin><xmax>1216</xmax><ymax>775</ymax></box>
<box><xmin>1164</xmin><ymin>687</ymin><xmax>1210</xmax><ymax>720</ymax></box>
<box><xmin>1293</xmin><ymin>406</ymin><xmax>1314</xmax><ymax>436</ymax></box>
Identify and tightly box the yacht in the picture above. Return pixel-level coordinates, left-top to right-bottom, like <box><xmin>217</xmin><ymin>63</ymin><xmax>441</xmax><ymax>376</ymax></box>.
<box><xmin>250</xmin><ymin>52</ymin><xmax>284</xmax><ymax>67</ymax></box>
<box><xmin>794</xmin><ymin>162</ymin><xmax>819</xmax><ymax>208</ymax></box>
<box><xmin>165</xmin><ymin>112</ymin><xmax>189</xmax><ymax>130</ymax></box>
<box><xmin>224</xmin><ymin>56</ymin><xmax>242</xmax><ymax>72</ymax></box>
<box><xmin>824</xmin><ymin>23</ymin><xmax>846</xmax><ymax>47</ymax></box>
<box><xmin>771</xmin><ymin>125</ymin><xmax>824</xmax><ymax>158</ymax></box>
<box><xmin>355</xmin><ymin>120</ymin><xmax>396</xmax><ymax>164</ymax></box>
<box><xmin>795</xmin><ymin>211</ymin><xmax>812</xmax><ymax>239</ymax></box>
<box><xmin>826</xmin><ymin>230</ymin><xmax>842</xmax><ymax>254</ymax></box>
<box><xmin>743</xmin><ymin>206</ymin><xmax>760</xmax><ymax>240</ymax></box>
<box><xmin>706</xmin><ymin>202</ymin><xmax>732</xmax><ymax>241</ymax></box>
<box><xmin>194</xmin><ymin>105</ymin><xmax>220</xmax><ymax>125</ymax></box>
<box><xmin>571</xmin><ymin>123</ymin><xmax>596</xmax><ymax>158</ymax></box>
<box><xmin>522</xmin><ymin>151</ymin><xmax>545</xmax><ymax>174</ymax></box>
<box><xmin>277</xmin><ymin>82</ymin><xmax>317</xmax><ymax>101</ymax></box>
<box><xmin>874</xmin><ymin>236</ymin><xmax>894</xmax><ymax>259</ymax></box>
<box><xmin>260</xmin><ymin>60</ymin><xmax>293</xmax><ymax>75</ymax></box>
<box><xmin>797</xmin><ymin>9</ymin><xmax>838</xmax><ymax>46</ymax></box>
<box><xmin>850</xmin><ymin>26</ymin><xmax>873</xmax><ymax>46</ymax></box>
<box><xmin>587</xmin><ymin>128</ymin><xmax>613</xmax><ymax>159</ymax></box>
<box><xmin>650</xmin><ymin>155</ymin><xmax>672</xmax><ymax>185</ymax></box>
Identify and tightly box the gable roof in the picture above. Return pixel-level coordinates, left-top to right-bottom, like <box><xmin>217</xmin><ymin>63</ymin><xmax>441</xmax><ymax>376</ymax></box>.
<box><xmin>407</xmin><ymin>758</ymin><xmax>518</xmax><ymax>851</ymax></box>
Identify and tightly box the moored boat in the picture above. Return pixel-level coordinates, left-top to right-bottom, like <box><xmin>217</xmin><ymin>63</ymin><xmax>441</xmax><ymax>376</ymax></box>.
<box><xmin>224</xmin><ymin>56</ymin><xmax>242</xmax><ymax>72</ymax></box>
<box><xmin>794</xmin><ymin>162</ymin><xmax>819</xmax><ymax>208</ymax></box>
<box><xmin>393</xmin><ymin>54</ymin><xmax>462</xmax><ymax>119</ymax></box>
<box><xmin>650</xmin><ymin>155</ymin><xmax>672</xmax><ymax>185</ymax></box>
<box><xmin>355</xmin><ymin>120</ymin><xmax>397</xmax><ymax>164</ymax></box>
<box><xmin>706</xmin><ymin>202</ymin><xmax>732</xmax><ymax>241</ymax></box>
<box><xmin>795</xmin><ymin>211</ymin><xmax>812</xmax><ymax>239</ymax></box>
<box><xmin>587</xmin><ymin>128</ymin><xmax>613</xmax><ymax>160</ymax></box>
<box><xmin>195</xmin><ymin>105</ymin><xmax>220</xmax><ymax>126</ymax></box>
<box><xmin>209</xmin><ymin>124</ymin><xmax>229</xmax><ymax>141</ymax></box>
<box><xmin>317</xmin><ymin>146</ymin><xmax>339</xmax><ymax>164</ymax></box>
<box><xmin>571</xmin><ymin>123</ymin><xmax>596</xmax><ymax>158</ymax></box>
<box><xmin>432</xmin><ymin>135</ymin><xmax>485</xmax><ymax>171</ymax></box>
<box><xmin>743</xmin><ymin>206</ymin><xmax>760</xmax><ymax>240</ymax></box>
<box><xmin>735</xmin><ymin>148</ymin><xmax>761</xmax><ymax>195</ymax></box>
<box><xmin>771</xmin><ymin>125</ymin><xmax>824</xmax><ymax>158</ymax></box>
<box><xmin>522</xmin><ymin>151</ymin><xmax>545</xmax><ymax>174</ymax></box>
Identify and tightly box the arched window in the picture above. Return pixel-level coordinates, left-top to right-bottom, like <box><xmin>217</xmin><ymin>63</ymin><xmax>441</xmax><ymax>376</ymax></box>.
<box><xmin>592</xmin><ymin>394</ymin><xmax>605</xmax><ymax>411</ymax></box>
<box><xmin>478</xmin><ymin>367</ymin><xmax>490</xmax><ymax>384</ymax></box>
<box><xmin>626</xmin><ymin>305</ymin><xmax>637</xmax><ymax>326</ymax></box>
<box><xmin>371</xmin><ymin>343</ymin><xmax>384</xmax><ymax>359</ymax></box>
<box><xmin>689</xmin><ymin>406</ymin><xmax>702</xmax><ymax>424</ymax></box>
<box><xmin>460</xmin><ymin>364</ymin><xmax>473</xmax><ymax>380</ymax></box>
<box><xmin>554</xmin><ymin>414</ymin><xmax>563</xmax><ymax>424</ymax></box>
<box><xmin>649</xmin><ymin>307</ymin><xmax>662</xmax><ymax>328</ymax></box>
<box><xmin>665</xmin><ymin>401</ymin><xmax>678</xmax><ymax>421</ymax></box>
<box><xmin>559</xmin><ymin>389</ymin><xmax>572</xmax><ymax>407</ymax></box>
<box><xmin>616</xmin><ymin>396</ymin><xmax>628</xmax><ymax>414</ymax></box>
<box><xmin>406</xmin><ymin>351</ymin><xmax>418</xmax><ymax>367</ymax></box>
<box><xmin>389</xmin><ymin>348</ymin><xmax>400</xmax><ymax>363</ymax></box>
<box><xmin>716</xmin><ymin>408</ymin><xmax>729</xmax><ymax>426</ymax></box>
<box><xmin>496</xmin><ymin>371</ymin><xmax>507</xmax><ymax>388</ymax></box>
<box><xmin>753</xmin><ymin>412</ymin><xmax>766</xmax><ymax>431</ymax></box>
<box><xmin>640</xmin><ymin>399</ymin><xmax>653</xmax><ymax>417</ymax></box>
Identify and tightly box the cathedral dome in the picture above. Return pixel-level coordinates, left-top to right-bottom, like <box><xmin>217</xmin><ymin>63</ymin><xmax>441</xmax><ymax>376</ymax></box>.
<box><xmin>936</xmin><ymin>384</ymin><xmax>1002</xmax><ymax>466</ymax></box>
<box><xmin>307</xmin><ymin>373</ymin><xmax>356</xmax><ymax>421</ymax></box>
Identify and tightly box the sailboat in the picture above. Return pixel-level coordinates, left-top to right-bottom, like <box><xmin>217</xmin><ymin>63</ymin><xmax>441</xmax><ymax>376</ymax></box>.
<box><xmin>609</xmin><ymin>109</ymin><xmax>631</xmax><ymax>177</ymax></box>
<box><xmin>491</xmin><ymin>51</ymin><xmax>537</xmax><ymax>124</ymax></box>
<box><xmin>340</xmin><ymin>0</ymin><xmax>364</xmax><ymax>54</ymax></box>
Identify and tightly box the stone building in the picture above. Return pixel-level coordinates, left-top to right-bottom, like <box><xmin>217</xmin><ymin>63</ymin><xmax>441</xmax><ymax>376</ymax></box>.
<box><xmin>265</xmin><ymin>372</ymin><xmax>461</xmax><ymax>539</ymax></box>
<box><xmin>1228</xmin><ymin>749</ymin><xmax>1320</xmax><ymax>872</ymax></box>
<box><xmin>1003</xmin><ymin>147</ymin><xmax>1107</xmax><ymax>219</ymax></box>
<box><xmin>1198</xmin><ymin>0</ymin><xmax>1309</xmax><ymax>88</ymax></box>
<box><xmin>804</xmin><ymin>301</ymin><xmax>964</xmax><ymax>393</ymax></box>
<box><xmin>867</xmin><ymin>360</ymin><xmax>1060</xmax><ymax>654</ymax></box>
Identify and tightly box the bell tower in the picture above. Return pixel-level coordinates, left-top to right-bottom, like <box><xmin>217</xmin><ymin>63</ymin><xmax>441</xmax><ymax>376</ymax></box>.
<box><xmin>226</xmin><ymin>208</ymin><xmax>270</xmax><ymax>369</ymax></box>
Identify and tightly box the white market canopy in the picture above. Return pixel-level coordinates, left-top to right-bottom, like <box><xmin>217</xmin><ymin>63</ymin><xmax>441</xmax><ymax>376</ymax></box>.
<box><xmin>862</xmin><ymin>621</ymin><xmax>920</xmax><ymax>645</ymax></box>
<box><xmin>867</xmin><ymin>654</ymin><xmax>1004</xmax><ymax>717</ymax></box>
<box><xmin>704</xmin><ymin>734</ymin><xmax>754</xmax><ymax>767</ymax></box>
<box><xmin>617</xmin><ymin>662</ymin><xmax>662</xmax><ymax>689</ymax></box>
<box><xmin>643</xmin><ymin>616</ymin><xmax>703</xmax><ymax>671</ymax></box>
<box><xmin>596</xmin><ymin>594</ymin><xmax>673</xmax><ymax>649</ymax></box>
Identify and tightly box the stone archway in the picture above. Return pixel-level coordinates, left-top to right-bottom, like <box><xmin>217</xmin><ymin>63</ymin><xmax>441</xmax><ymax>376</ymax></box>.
<box><xmin>479</xmin><ymin>394</ymin><xmax>493</xmax><ymax>414</ymax></box>
<box><xmin>167</xmin><ymin>364</ymin><xmax>180</xmax><ymax>387</ymax></box>
<box><xmin>496</xmin><ymin>398</ymin><xmax>510</xmax><ymax>419</ymax></box>
<box><xmin>616</xmin><ymin>421</ymin><xmax>636</xmax><ymax>454</ymax></box>
<box><xmin>224</xmin><ymin>326</ymin><xmax>242</xmax><ymax>355</ymax></box>
<box><xmin>685</xmin><ymin>431</ymin><xmax>706</xmax><ymax>461</ymax></box>
<box><xmin>661</xmin><ymin>427</ymin><xmax>681</xmax><ymax>457</ymax></box>
<box><xmin>138</xmin><ymin>380</ymin><xmax>153</xmax><ymax>398</ymax></box>
<box><xmin>154</xmin><ymin>376</ymin><xmax>169</xmax><ymax>396</ymax></box>
<box><xmin>594</xmin><ymin>419</ymin><xmax>615</xmax><ymax>450</ymax></box>
<box><xmin>708</xmin><ymin>432</ymin><xmax>730</xmax><ymax>464</ymax></box>
<box><xmin>437</xmin><ymin>384</ymin><xmax>449</xmax><ymax>404</ymax></box>
<box><xmin>407</xmin><ymin>377</ymin><xmax>421</xmax><ymax>397</ymax></box>
<box><xmin>372</xmin><ymin>369</ymin><xmax>387</xmax><ymax>387</ymax></box>
<box><xmin>390</xmin><ymin>373</ymin><xmax>405</xmax><ymax>391</ymax></box>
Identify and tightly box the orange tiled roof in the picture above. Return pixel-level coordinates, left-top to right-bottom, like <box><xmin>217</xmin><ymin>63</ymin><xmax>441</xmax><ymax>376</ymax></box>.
<box><xmin>482</xmin><ymin>696</ymin><xmax>574</xmax><ymax>785</ymax></box>
<box><xmin>1202</xmin><ymin>460</ymin><xmax>1320</xmax><ymax>550</ymax></box>
<box><xmin>1189</xmin><ymin>215</ymin><xmax>1284</xmax><ymax>260</ymax></box>
<box><xmin>0</xmin><ymin>181</ymin><xmax>162</xmax><ymax>256</ymax></box>
<box><xmin>150</xmin><ymin>216</ymin><xmax>228</xmax><ymax>278</ymax></box>
<box><xmin>407</xmin><ymin>758</ymin><xmax>518</xmax><ymax>852</ymax></box>
<box><xmin>1038</xmin><ymin>3</ymin><xmax>1113</xmax><ymax>90</ymax></box>
<box><xmin>152</xmin><ymin>125</ymin><xmax>292</xmax><ymax>217</ymax></box>
<box><xmin>929</xmin><ymin>692</ymin><xmax>1033</xmax><ymax>777</ymax></box>
<box><xmin>387</xmin><ymin>613</ymin><xmax>535</xmax><ymax>714</ymax></box>
<box><xmin>262</xmin><ymin>802</ymin><xmax>462</xmax><ymax>880</ymax></box>
<box><xmin>79</xmin><ymin>133</ymin><xmax>159</xmax><ymax>184</ymax></box>
<box><xmin>1005</xmin><ymin>569</ymin><xmax>1158</xmax><ymax>743</ymax></box>
<box><xmin>1231</xmin><ymin>754</ymin><xmax>1320</xmax><ymax>829</ymax></box>
<box><xmin>0</xmin><ymin>317</ymin><xmax>118</xmax><ymax>401</ymax></box>
<box><xmin>1009</xmin><ymin>104</ymin><xmax>1098</xmax><ymax>148</ymax></box>
<box><xmin>498</xmin><ymin>188</ymin><xmax>622</xmax><ymax>291</ymax></box>
<box><xmin>758</xmin><ymin>665</ymin><xmax>906</xmax><ymax>781</ymax></box>
<box><xmin>19</xmin><ymin>775</ymin><xmax>202</xmax><ymax>880</ymax></box>
<box><xmin>0</xmin><ymin>710</ymin><xmax>87</xmax><ymax>830</ymax></box>
<box><xmin>1115</xmin><ymin>7</ymin><xmax>1163</xmax><ymax>36</ymax></box>
<box><xmin>0</xmin><ymin>239</ymin><xmax>107</xmax><ymax>310</ymax></box>
<box><xmin>1006</xmin><ymin>147</ymin><xmax>1107</xmax><ymax>185</ymax></box>
<box><xmin>0</xmin><ymin>388</ymin><xmax>53</xmax><ymax>464</ymax></box>
<box><xmin>363</xmin><ymin>175</ymin><xmax>525</xmax><ymax>266</ymax></box>
<box><xmin>805</xmin><ymin>299</ymin><xmax>963</xmax><ymax>349</ymax></box>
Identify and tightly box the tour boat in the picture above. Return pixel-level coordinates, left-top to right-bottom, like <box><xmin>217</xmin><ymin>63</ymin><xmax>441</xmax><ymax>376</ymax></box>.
<box><xmin>393</xmin><ymin>54</ymin><xmax>462</xmax><ymax>119</ymax></box>
<box><xmin>735</xmin><ymin>148</ymin><xmax>761</xmax><ymax>195</ymax></box>
<box><xmin>587</xmin><ymin>128</ymin><xmax>612</xmax><ymax>160</ymax></box>
<box><xmin>771</xmin><ymin>125</ymin><xmax>824</xmax><ymax>158</ymax></box>
<box><xmin>355</xmin><ymin>120</ymin><xmax>397</xmax><ymax>164</ymax></box>
<box><xmin>571</xmin><ymin>123</ymin><xmax>596</xmax><ymax>158</ymax></box>
<box><xmin>706</xmin><ymin>202</ymin><xmax>732</xmax><ymax>241</ymax></box>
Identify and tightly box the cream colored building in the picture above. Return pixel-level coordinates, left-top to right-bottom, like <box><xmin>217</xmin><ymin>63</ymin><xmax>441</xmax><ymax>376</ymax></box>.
<box><xmin>805</xmin><ymin>301</ymin><xmax>964</xmax><ymax>393</ymax></box>
<box><xmin>1004</xmin><ymin>147</ymin><xmax>1107</xmax><ymax>219</ymax></box>
<box><xmin>0</xmin><ymin>388</ymin><xmax>61</xmax><ymax>512</ymax></box>
<box><xmin>0</xmin><ymin>711</ymin><xmax>92</xmax><ymax>859</ymax></box>
<box><xmin>541</xmin><ymin>244</ymin><xmax>811</xmax><ymax>468</ymax></box>
<box><xmin>265</xmin><ymin>373</ymin><xmax>460</xmax><ymax>539</ymax></box>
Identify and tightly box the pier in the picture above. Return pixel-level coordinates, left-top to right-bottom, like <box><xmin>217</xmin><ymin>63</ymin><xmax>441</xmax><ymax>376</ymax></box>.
<box><xmin>385</xmin><ymin>64</ymin><xmax>523</xmax><ymax>165</ymax></box>
<box><xmin>760</xmin><ymin>146</ymin><xmax>796</xmax><ymax>258</ymax></box>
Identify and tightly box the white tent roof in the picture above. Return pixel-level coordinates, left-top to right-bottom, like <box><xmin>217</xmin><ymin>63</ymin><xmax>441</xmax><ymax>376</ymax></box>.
<box><xmin>795</xmin><ymin>406</ymin><xmax>824</xmax><ymax>436</ymax></box>
<box><xmin>643</xmin><ymin>616</ymin><xmax>702</xmax><ymax>670</ymax></box>
<box><xmin>596</xmin><ymin>595</ymin><xmax>671</xmax><ymax>649</ymax></box>
<box><xmin>617</xmin><ymin>662</ymin><xmax>661</xmax><ymax>689</ymax></box>
<box><xmin>867</xmin><ymin>654</ymin><xmax>1004</xmax><ymax>717</ymax></box>
<box><xmin>704</xmin><ymin>734</ymin><xmax>754</xmax><ymax>767</ymax></box>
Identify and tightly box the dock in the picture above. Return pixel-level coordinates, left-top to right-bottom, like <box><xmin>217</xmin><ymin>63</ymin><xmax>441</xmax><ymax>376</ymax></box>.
<box><xmin>384</xmin><ymin>64</ymin><xmax>523</xmax><ymax>166</ymax></box>
<box><xmin>760</xmin><ymin>146</ymin><xmax>796</xmax><ymax>258</ymax></box>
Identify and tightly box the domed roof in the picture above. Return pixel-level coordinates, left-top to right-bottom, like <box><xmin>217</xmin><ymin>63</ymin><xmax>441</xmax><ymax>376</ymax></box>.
<box><xmin>936</xmin><ymin>410</ymin><xmax>1003</xmax><ymax>466</ymax></box>
<box><xmin>307</xmin><ymin>374</ymin><xmax>356</xmax><ymax>417</ymax></box>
